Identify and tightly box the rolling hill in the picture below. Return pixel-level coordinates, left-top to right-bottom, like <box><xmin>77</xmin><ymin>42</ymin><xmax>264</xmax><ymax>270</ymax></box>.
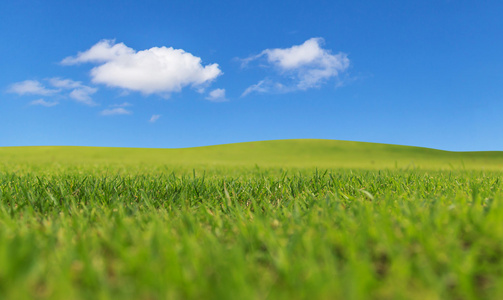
<box><xmin>1</xmin><ymin>139</ymin><xmax>503</xmax><ymax>170</ymax></box>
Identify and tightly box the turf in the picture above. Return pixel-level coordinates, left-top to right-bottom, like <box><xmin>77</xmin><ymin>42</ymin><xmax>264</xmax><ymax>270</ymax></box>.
<box><xmin>1</xmin><ymin>140</ymin><xmax>503</xmax><ymax>299</ymax></box>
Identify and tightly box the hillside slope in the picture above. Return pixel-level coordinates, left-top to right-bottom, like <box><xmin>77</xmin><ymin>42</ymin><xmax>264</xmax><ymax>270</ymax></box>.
<box><xmin>1</xmin><ymin>139</ymin><xmax>503</xmax><ymax>170</ymax></box>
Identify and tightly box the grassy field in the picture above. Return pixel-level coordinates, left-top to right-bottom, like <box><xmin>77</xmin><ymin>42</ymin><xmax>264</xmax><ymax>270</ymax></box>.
<box><xmin>2</xmin><ymin>139</ymin><xmax>503</xmax><ymax>171</ymax></box>
<box><xmin>1</xmin><ymin>140</ymin><xmax>503</xmax><ymax>299</ymax></box>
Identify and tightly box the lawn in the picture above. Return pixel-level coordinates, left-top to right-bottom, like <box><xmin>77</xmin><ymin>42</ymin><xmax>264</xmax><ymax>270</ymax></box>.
<box><xmin>1</xmin><ymin>140</ymin><xmax>502</xmax><ymax>299</ymax></box>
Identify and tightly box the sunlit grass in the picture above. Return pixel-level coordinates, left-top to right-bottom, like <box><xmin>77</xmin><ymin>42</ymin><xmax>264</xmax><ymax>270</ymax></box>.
<box><xmin>2</xmin><ymin>139</ymin><xmax>503</xmax><ymax>171</ymax></box>
<box><xmin>1</xmin><ymin>140</ymin><xmax>503</xmax><ymax>299</ymax></box>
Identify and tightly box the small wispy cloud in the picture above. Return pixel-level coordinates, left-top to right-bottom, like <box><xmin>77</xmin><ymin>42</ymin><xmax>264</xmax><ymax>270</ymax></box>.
<box><xmin>242</xmin><ymin>79</ymin><xmax>290</xmax><ymax>97</ymax></box>
<box><xmin>111</xmin><ymin>102</ymin><xmax>132</xmax><ymax>107</ymax></box>
<box><xmin>8</xmin><ymin>78</ymin><xmax>98</xmax><ymax>106</ymax></box>
<box><xmin>205</xmin><ymin>88</ymin><xmax>227</xmax><ymax>102</ymax></box>
<box><xmin>149</xmin><ymin>114</ymin><xmax>161</xmax><ymax>123</ymax></box>
<box><xmin>48</xmin><ymin>77</ymin><xmax>83</xmax><ymax>89</ymax></box>
<box><xmin>69</xmin><ymin>86</ymin><xmax>98</xmax><ymax>106</ymax></box>
<box><xmin>29</xmin><ymin>99</ymin><xmax>59</xmax><ymax>107</ymax></box>
<box><xmin>8</xmin><ymin>80</ymin><xmax>59</xmax><ymax>96</ymax></box>
<box><xmin>241</xmin><ymin>37</ymin><xmax>350</xmax><ymax>96</ymax></box>
<box><xmin>100</xmin><ymin>107</ymin><xmax>132</xmax><ymax>116</ymax></box>
<box><xmin>50</xmin><ymin>77</ymin><xmax>98</xmax><ymax>106</ymax></box>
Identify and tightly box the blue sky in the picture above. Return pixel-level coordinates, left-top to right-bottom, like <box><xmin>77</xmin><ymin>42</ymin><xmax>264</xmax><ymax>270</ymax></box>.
<box><xmin>1</xmin><ymin>0</ymin><xmax>502</xmax><ymax>151</ymax></box>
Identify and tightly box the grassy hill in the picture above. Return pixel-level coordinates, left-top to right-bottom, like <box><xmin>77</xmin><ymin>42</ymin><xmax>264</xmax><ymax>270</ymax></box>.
<box><xmin>1</xmin><ymin>139</ymin><xmax>503</xmax><ymax>171</ymax></box>
<box><xmin>2</xmin><ymin>140</ymin><xmax>503</xmax><ymax>299</ymax></box>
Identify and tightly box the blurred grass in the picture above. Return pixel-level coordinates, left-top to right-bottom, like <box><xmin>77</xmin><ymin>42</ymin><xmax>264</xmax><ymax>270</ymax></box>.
<box><xmin>1</xmin><ymin>140</ymin><xmax>503</xmax><ymax>299</ymax></box>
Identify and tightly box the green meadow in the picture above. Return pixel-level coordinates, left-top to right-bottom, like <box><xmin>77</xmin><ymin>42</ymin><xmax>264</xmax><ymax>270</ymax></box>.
<box><xmin>3</xmin><ymin>139</ymin><xmax>503</xmax><ymax>171</ymax></box>
<box><xmin>1</xmin><ymin>139</ymin><xmax>503</xmax><ymax>299</ymax></box>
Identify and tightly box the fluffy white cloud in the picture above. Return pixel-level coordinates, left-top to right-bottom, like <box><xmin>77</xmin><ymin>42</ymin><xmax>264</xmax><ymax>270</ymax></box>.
<box><xmin>264</xmin><ymin>38</ymin><xmax>333</xmax><ymax>70</ymax></box>
<box><xmin>61</xmin><ymin>41</ymin><xmax>134</xmax><ymax>65</ymax></box>
<box><xmin>100</xmin><ymin>107</ymin><xmax>132</xmax><ymax>116</ymax></box>
<box><xmin>149</xmin><ymin>114</ymin><xmax>161</xmax><ymax>123</ymax></box>
<box><xmin>205</xmin><ymin>88</ymin><xmax>227</xmax><ymax>102</ymax></box>
<box><xmin>62</xmin><ymin>40</ymin><xmax>222</xmax><ymax>95</ymax></box>
<box><xmin>29</xmin><ymin>99</ymin><xmax>59</xmax><ymax>107</ymax></box>
<box><xmin>242</xmin><ymin>38</ymin><xmax>349</xmax><ymax>95</ymax></box>
<box><xmin>8</xmin><ymin>80</ymin><xmax>59</xmax><ymax>96</ymax></box>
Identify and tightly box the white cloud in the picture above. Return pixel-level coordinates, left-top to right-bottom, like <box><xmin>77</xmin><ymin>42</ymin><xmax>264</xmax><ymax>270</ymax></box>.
<box><xmin>49</xmin><ymin>77</ymin><xmax>98</xmax><ymax>105</ymax></box>
<box><xmin>205</xmin><ymin>88</ymin><xmax>227</xmax><ymax>102</ymax></box>
<box><xmin>100</xmin><ymin>107</ymin><xmax>132</xmax><ymax>116</ymax></box>
<box><xmin>111</xmin><ymin>102</ymin><xmax>132</xmax><ymax>107</ymax></box>
<box><xmin>29</xmin><ymin>99</ymin><xmax>59</xmax><ymax>107</ymax></box>
<box><xmin>264</xmin><ymin>37</ymin><xmax>330</xmax><ymax>70</ymax></box>
<box><xmin>61</xmin><ymin>40</ymin><xmax>134</xmax><ymax>65</ymax></box>
<box><xmin>241</xmin><ymin>38</ymin><xmax>350</xmax><ymax>95</ymax></box>
<box><xmin>8</xmin><ymin>80</ymin><xmax>59</xmax><ymax>96</ymax></box>
<box><xmin>62</xmin><ymin>39</ymin><xmax>222</xmax><ymax>95</ymax></box>
<box><xmin>241</xmin><ymin>79</ymin><xmax>290</xmax><ymax>97</ymax></box>
<box><xmin>8</xmin><ymin>78</ymin><xmax>98</xmax><ymax>106</ymax></box>
<box><xmin>149</xmin><ymin>114</ymin><xmax>161</xmax><ymax>123</ymax></box>
<box><xmin>48</xmin><ymin>78</ymin><xmax>83</xmax><ymax>89</ymax></box>
<box><xmin>69</xmin><ymin>86</ymin><xmax>98</xmax><ymax>106</ymax></box>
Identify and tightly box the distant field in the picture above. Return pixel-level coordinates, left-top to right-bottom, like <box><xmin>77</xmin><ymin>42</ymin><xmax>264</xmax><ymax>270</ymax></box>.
<box><xmin>1</xmin><ymin>140</ymin><xmax>503</xmax><ymax>299</ymax></box>
<box><xmin>1</xmin><ymin>139</ymin><xmax>503</xmax><ymax>171</ymax></box>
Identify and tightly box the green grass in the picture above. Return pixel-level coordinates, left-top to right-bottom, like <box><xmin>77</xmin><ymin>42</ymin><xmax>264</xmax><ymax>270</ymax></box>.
<box><xmin>1</xmin><ymin>140</ymin><xmax>503</xmax><ymax>299</ymax></box>
<box><xmin>2</xmin><ymin>139</ymin><xmax>503</xmax><ymax>171</ymax></box>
